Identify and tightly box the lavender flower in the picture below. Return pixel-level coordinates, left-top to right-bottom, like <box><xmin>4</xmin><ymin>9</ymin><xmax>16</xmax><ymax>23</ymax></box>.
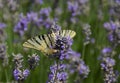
<box><xmin>35</xmin><ymin>0</ymin><xmax>43</xmax><ymax>4</ymax></box>
<box><xmin>67</xmin><ymin>1</ymin><xmax>80</xmax><ymax>24</ymax></box>
<box><xmin>115</xmin><ymin>0</ymin><xmax>120</xmax><ymax>4</ymax></box>
<box><xmin>103</xmin><ymin>20</ymin><xmax>120</xmax><ymax>47</ymax></box>
<box><xmin>26</xmin><ymin>11</ymin><xmax>43</xmax><ymax>28</ymax></box>
<box><xmin>66</xmin><ymin>0</ymin><xmax>89</xmax><ymax>24</ymax></box>
<box><xmin>102</xmin><ymin>47</ymin><xmax>112</xmax><ymax>57</ymax></box>
<box><xmin>7</xmin><ymin>0</ymin><xmax>19</xmax><ymax>11</ymax></box>
<box><xmin>26</xmin><ymin>12</ymin><xmax>39</xmax><ymax>22</ymax></box>
<box><xmin>14</xmin><ymin>13</ymin><xmax>29</xmax><ymax>36</ymax></box>
<box><xmin>0</xmin><ymin>22</ymin><xmax>6</xmax><ymax>29</ymax></box>
<box><xmin>25</xmin><ymin>7</ymin><xmax>52</xmax><ymax>29</ymax></box>
<box><xmin>50</xmin><ymin>22</ymin><xmax>61</xmax><ymax>33</ymax></box>
<box><xmin>13</xmin><ymin>69</ymin><xmax>22</xmax><ymax>81</ymax></box>
<box><xmin>28</xmin><ymin>53</ymin><xmax>40</xmax><ymax>70</ymax></box>
<box><xmin>67</xmin><ymin>1</ymin><xmax>80</xmax><ymax>16</ymax></box>
<box><xmin>42</xmin><ymin>18</ymin><xmax>53</xmax><ymax>29</ymax></box>
<box><xmin>66</xmin><ymin>50</ymin><xmax>90</xmax><ymax>78</ymax></box>
<box><xmin>0</xmin><ymin>44</ymin><xmax>8</xmax><ymax>66</ymax></box>
<box><xmin>38</xmin><ymin>7</ymin><xmax>53</xmax><ymax>28</ymax></box>
<box><xmin>109</xmin><ymin>0</ymin><xmax>120</xmax><ymax>19</ymax></box>
<box><xmin>0</xmin><ymin>44</ymin><xmax>6</xmax><ymax>60</ymax></box>
<box><xmin>39</xmin><ymin>7</ymin><xmax>51</xmax><ymax>17</ymax></box>
<box><xmin>82</xmin><ymin>23</ymin><xmax>95</xmax><ymax>45</ymax></box>
<box><xmin>78</xmin><ymin>60</ymin><xmax>90</xmax><ymax>78</ymax></box>
<box><xmin>13</xmin><ymin>69</ymin><xmax>30</xmax><ymax>81</ymax></box>
<box><xmin>47</xmin><ymin>23</ymin><xmax>77</xmax><ymax>82</ymax></box>
<box><xmin>0</xmin><ymin>23</ymin><xmax>7</xmax><ymax>42</ymax></box>
<box><xmin>23</xmin><ymin>69</ymin><xmax>30</xmax><ymax>78</ymax></box>
<box><xmin>55</xmin><ymin>36</ymin><xmax>73</xmax><ymax>51</ymax></box>
<box><xmin>47</xmin><ymin>22</ymin><xmax>89</xmax><ymax>83</ymax></box>
<box><xmin>47</xmin><ymin>63</ymin><xmax>68</xmax><ymax>83</ymax></box>
<box><xmin>57</xmin><ymin>72</ymin><xmax>68</xmax><ymax>81</ymax></box>
<box><xmin>14</xmin><ymin>7</ymin><xmax>53</xmax><ymax>32</ymax></box>
<box><xmin>13</xmin><ymin>53</ymin><xmax>23</xmax><ymax>69</ymax></box>
<box><xmin>0</xmin><ymin>0</ymin><xmax>3</xmax><ymax>8</ymax></box>
<box><xmin>54</xmin><ymin>7</ymin><xmax>62</xmax><ymax>18</ymax></box>
<box><xmin>78</xmin><ymin>0</ymin><xmax>88</xmax><ymax>4</ymax></box>
<box><xmin>13</xmin><ymin>53</ymin><xmax>30</xmax><ymax>81</ymax></box>
<box><xmin>99</xmin><ymin>47</ymin><xmax>119</xmax><ymax>83</ymax></box>
<box><xmin>51</xmin><ymin>36</ymin><xmax>73</xmax><ymax>60</ymax></box>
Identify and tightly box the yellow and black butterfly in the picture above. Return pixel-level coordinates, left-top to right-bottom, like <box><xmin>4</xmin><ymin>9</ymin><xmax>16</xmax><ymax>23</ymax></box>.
<box><xmin>23</xmin><ymin>30</ymin><xmax>76</xmax><ymax>55</ymax></box>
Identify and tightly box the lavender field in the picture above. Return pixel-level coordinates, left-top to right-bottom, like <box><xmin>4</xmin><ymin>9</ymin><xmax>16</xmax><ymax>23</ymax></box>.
<box><xmin>0</xmin><ymin>0</ymin><xmax>120</xmax><ymax>83</ymax></box>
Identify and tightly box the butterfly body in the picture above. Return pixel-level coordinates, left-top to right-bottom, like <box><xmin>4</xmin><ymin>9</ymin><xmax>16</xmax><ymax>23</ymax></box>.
<box><xmin>23</xmin><ymin>30</ymin><xmax>76</xmax><ymax>55</ymax></box>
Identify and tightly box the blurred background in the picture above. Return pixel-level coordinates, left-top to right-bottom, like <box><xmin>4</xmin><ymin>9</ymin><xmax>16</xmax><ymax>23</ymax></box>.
<box><xmin>0</xmin><ymin>0</ymin><xmax>120</xmax><ymax>83</ymax></box>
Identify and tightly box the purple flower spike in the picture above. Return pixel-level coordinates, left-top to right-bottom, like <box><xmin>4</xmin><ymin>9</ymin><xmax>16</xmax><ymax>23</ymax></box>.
<box><xmin>13</xmin><ymin>69</ymin><xmax>30</xmax><ymax>81</ymax></box>
<box><xmin>102</xmin><ymin>47</ymin><xmax>112</xmax><ymax>54</ymax></box>
<box><xmin>57</xmin><ymin>72</ymin><xmax>68</xmax><ymax>81</ymax></box>
<box><xmin>13</xmin><ymin>69</ymin><xmax>21</xmax><ymax>80</ymax></box>
<box><xmin>99</xmin><ymin>47</ymin><xmax>118</xmax><ymax>83</ymax></box>
<box><xmin>105</xmin><ymin>57</ymin><xmax>115</xmax><ymax>67</ymax></box>
<box><xmin>14</xmin><ymin>14</ymin><xmax>29</xmax><ymax>36</ymax></box>
<box><xmin>48</xmin><ymin>63</ymin><xmax>67</xmax><ymax>83</ymax></box>
<box><xmin>35</xmin><ymin>0</ymin><xmax>43</xmax><ymax>4</ymax></box>
<box><xmin>23</xmin><ymin>69</ymin><xmax>30</xmax><ymax>78</ymax></box>
<box><xmin>40</xmin><ymin>7</ymin><xmax>51</xmax><ymax>17</ymax></box>
<box><xmin>0</xmin><ymin>23</ymin><xmax>6</xmax><ymax>29</ymax></box>
<box><xmin>26</xmin><ymin>12</ymin><xmax>38</xmax><ymax>22</ymax></box>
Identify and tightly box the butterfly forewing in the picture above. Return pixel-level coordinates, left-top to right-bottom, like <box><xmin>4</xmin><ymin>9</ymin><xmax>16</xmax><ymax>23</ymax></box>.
<box><xmin>23</xmin><ymin>33</ymin><xmax>56</xmax><ymax>54</ymax></box>
<box><xmin>23</xmin><ymin>37</ymin><xmax>45</xmax><ymax>51</ymax></box>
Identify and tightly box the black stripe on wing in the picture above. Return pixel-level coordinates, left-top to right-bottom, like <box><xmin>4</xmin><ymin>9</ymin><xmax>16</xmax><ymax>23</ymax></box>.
<box><xmin>32</xmin><ymin>37</ymin><xmax>41</xmax><ymax>45</ymax></box>
<box><xmin>48</xmin><ymin>33</ymin><xmax>55</xmax><ymax>47</ymax></box>
<box><xmin>41</xmin><ymin>35</ymin><xmax>49</xmax><ymax>47</ymax></box>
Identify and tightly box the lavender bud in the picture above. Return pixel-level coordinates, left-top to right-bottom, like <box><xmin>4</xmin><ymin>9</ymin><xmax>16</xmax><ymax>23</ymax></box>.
<box><xmin>50</xmin><ymin>22</ymin><xmax>61</xmax><ymax>33</ymax></box>
<box><xmin>28</xmin><ymin>53</ymin><xmax>40</xmax><ymax>70</ymax></box>
<box><xmin>82</xmin><ymin>23</ymin><xmax>94</xmax><ymax>45</ymax></box>
<box><xmin>35</xmin><ymin>0</ymin><xmax>43</xmax><ymax>4</ymax></box>
<box><xmin>7</xmin><ymin>0</ymin><xmax>19</xmax><ymax>11</ymax></box>
<box><xmin>47</xmin><ymin>63</ymin><xmax>68</xmax><ymax>83</ymax></box>
<box><xmin>103</xmin><ymin>20</ymin><xmax>120</xmax><ymax>47</ymax></box>
<box><xmin>0</xmin><ymin>44</ymin><xmax>6</xmax><ymax>60</ymax></box>
<box><xmin>23</xmin><ymin>69</ymin><xmax>30</xmax><ymax>78</ymax></box>
<box><xmin>57</xmin><ymin>72</ymin><xmax>68</xmax><ymax>81</ymax></box>
<box><xmin>13</xmin><ymin>69</ymin><xmax>30</xmax><ymax>81</ymax></box>
<box><xmin>99</xmin><ymin>47</ymin><xmax>119</xmax><ymax>83</ymax></box>
<box><xmin>39</xmin><ymin>7</ymin><xmax>51</xmax><ymax>17</ymax></box>
<box><xmin>0</xmin><ymin>44</ymin><xmax>8</xmax><ymax>66</ymax></box>
<box><xmin>13</xmin><ymin>53</ymin><xmax>23</xmax><ymax>69</ymax></box>
<box><xmin>0</xmin><ymin>22</ymin><xmax>6</xmax><ymax>29</ymax></box>
<box><xmin>14</xmin><ymin>13</ymin><xmax>29</xmax><ymax>36</ymax></box>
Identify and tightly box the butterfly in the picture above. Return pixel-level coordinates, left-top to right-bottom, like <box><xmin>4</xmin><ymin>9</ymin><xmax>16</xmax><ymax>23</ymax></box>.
<box><xmin>23</xmin><ymin>30</ymin><xmax>76</xmax><ymax>55</ymax></box>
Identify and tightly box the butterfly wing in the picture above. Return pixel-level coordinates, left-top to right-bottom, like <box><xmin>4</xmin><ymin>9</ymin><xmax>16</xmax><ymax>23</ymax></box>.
<box><xmin>23</xmin><ymin>33</ymin><xmax>56</xmax><ymax>55</ymax></box>
<box><xmin>57</xmin><ymin>30</ymin><xmax>76</xmax><ymax>38</ymax></box>
<box><xmin>23</xmin><ymin>30</ymin><xmax>76</xmax><ymax>55</ymax></box>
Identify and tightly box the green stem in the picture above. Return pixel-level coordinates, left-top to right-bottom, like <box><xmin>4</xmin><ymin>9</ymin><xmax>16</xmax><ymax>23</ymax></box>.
<box><xmin>0</xmin><ymin>65</ymin><xmax>1</xmax><ymax>81</ymax></box>
<box><xmin>5</xmin><ymin>68</ymin><xmax>9</xmax><ymax>82</ymax></box>
<box><xmin>18</xmin><ymin>80</ymin><xmax>24</xmax><ymax>83</ymax></box>
<box><xmin>82</xmin><ymin>44</ymin><xmax>86</xmax><ymax>60</ymax></box>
